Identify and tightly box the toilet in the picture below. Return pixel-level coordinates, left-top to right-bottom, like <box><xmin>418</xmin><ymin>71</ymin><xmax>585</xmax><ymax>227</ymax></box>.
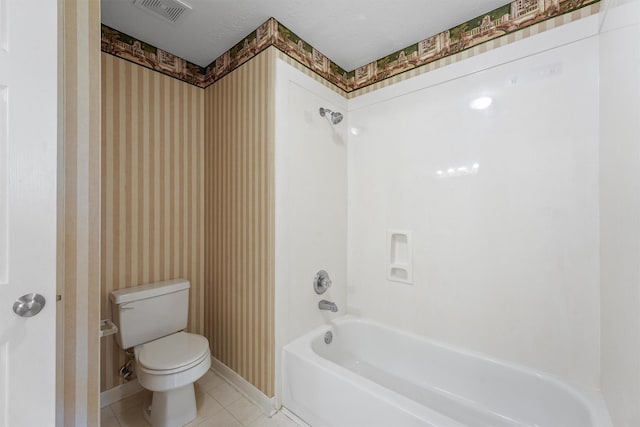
<box><xmin>111</xmin><ymin>279</ymin><xmax>211</xmax><ymax>427</ymax></box>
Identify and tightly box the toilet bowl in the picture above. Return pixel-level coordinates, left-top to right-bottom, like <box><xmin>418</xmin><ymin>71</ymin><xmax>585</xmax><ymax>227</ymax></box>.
<box><xmin>135</xmin><ymin>332</ymin><xmax>211</xmax><ymax>427</ymax></box>
<box><xmin>111</xmin><ymin>279</ymin><xmax>211</xmax><ymax>427</ymax></box>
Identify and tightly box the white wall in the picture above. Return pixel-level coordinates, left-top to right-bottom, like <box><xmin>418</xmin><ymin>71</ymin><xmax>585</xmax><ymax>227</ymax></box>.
<box><xmin>274</xmin><ymin>58</ymin><xmax>348</xmax><ymax>403</ymax></box>
<box><xmin>599</xmin><ymin>1</ymin><xmax>640</xmax><ymax>425</ymax></box>
<box><xmin>347</xmin><ymin>28</ymin><xmax>601</xmax><ymax>388</ymax></box>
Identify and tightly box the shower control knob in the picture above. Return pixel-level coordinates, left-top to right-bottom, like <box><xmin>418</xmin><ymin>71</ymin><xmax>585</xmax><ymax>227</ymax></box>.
<box><xmin>314</xmin><ymin>270</ymin><xmax>332</xmax><ymax>294</ymax></box>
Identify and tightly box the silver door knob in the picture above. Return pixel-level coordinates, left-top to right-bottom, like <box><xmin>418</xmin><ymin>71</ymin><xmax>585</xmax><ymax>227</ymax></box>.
<box><xmin>13</xmin><ymin>293</ymin><xmax>46</xmax><ymax>318</ymax></box>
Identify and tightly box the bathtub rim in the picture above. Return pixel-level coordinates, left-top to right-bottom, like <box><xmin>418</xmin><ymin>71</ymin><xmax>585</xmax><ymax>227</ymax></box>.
<box><xmin>282</xmin><ymin>327</ymin><xmax>467</xmax><ymax>427</ymax></box>
<box><xmin>282</xmin><ymin>315</ymin><xmax>612</xmax><ymax>427</ymax></box>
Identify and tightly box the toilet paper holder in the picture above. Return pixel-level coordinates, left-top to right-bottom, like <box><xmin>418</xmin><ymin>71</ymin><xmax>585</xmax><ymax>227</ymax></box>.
<box><xmin>100</xmin><ymin>319</ymin><xmax>118</xmax><ymax>338</ymax></box>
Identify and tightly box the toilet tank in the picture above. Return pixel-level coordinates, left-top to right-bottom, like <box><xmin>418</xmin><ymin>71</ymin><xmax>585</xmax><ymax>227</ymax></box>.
<box><xmin>111</xmin><ymin>279</ymin><xmax>190</xmax><ymax>349</ymax></box>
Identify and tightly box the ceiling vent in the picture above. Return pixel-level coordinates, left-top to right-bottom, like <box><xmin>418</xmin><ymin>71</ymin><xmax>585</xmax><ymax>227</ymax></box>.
<box><xmin>133</xmin><ymin>0</ymin><xmax>192</xmax><ymax>24</ymax></box>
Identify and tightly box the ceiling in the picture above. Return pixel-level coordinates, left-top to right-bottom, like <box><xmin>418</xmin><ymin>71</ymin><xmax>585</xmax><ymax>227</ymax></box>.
<box><xmin>101</xmin><ymin>0</ymin><xmax>508</xmax><ymax>71</ymax></box>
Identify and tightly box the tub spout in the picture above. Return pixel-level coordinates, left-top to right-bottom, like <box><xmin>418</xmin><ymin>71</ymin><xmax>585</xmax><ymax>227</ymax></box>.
<box><xmin>319</xmin><ymin>300</ymin><xmax>338</xmax><ymax>312</ymax></box>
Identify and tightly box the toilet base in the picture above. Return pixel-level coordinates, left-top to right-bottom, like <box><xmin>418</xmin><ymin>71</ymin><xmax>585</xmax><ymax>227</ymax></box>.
<box><xmin>143</xmin><ymin>383</ymin><xmax>197</xmax><ymax>427</ymax></box>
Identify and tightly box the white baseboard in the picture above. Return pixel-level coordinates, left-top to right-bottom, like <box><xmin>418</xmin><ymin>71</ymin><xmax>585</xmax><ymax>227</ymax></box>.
<box><xmin>210</xmin><ymin>357</ymin><xmax>278</xmax><ymax>416</ymax></box>
<box><xmin>100</xmin><ymin>379</ymin><xmax>144</xmax><ymax>408</ymax></box>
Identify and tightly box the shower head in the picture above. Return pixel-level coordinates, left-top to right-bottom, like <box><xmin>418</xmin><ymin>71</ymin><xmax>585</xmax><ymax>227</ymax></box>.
<box><xmin>319</xmin><ymin>107</ymin><xmax>343</xmax><ymax>125</ymax></box>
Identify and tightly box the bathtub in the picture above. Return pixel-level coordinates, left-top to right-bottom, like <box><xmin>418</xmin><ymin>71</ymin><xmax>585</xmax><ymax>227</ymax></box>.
<box><xmin>282</xmin><ymin>316</ymin><xmax>611</xmax><ymax>427</ymax></box>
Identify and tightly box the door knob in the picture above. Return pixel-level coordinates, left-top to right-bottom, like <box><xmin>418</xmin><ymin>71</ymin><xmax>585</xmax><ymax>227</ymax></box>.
<box><xmin>13</xmin><ymin>293</ymin><xmax>46</xmax><ymax>318</ymax></box>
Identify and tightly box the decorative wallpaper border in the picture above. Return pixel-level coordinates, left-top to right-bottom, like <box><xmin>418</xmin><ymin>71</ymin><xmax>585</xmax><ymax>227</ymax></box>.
<box><xmin>101</xmin><ymin>24</ymin><xmax>208</xmax><ymax>87</ymax></box>
<box><xmin>101</xmin><ymin>0</ymin><xmax>600</xmax><ymax>93</ymax></box>
<box><xmin>348</xmin><ymin>1</ymin><xmax>600</xmax><ymax>99</ymax></box>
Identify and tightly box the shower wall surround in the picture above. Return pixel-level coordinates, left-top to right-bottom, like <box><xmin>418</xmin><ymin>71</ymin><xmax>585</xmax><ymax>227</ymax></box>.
<box><xmin>347</xmin><ymin>28</ymin><xmax>600</xmax><ymax>388</ymax></box>
<box><xmin>100</xmin><ymin>53</ymin><xmax>205</xmax><ymax>392</ymax></box>
<box><xmin>100</xmin><ymin>1</ymin><xmax>600</xmax><ymax>95</ymax></box>
<box><xmin>599</xmin><ymin>1</ymin><xmax>640</xmax><ymax>425</ymax></box>
<box><xmin>273</xmin><ymin>58</ymin><xmax>349</xmax><ymax>402</ymax></box>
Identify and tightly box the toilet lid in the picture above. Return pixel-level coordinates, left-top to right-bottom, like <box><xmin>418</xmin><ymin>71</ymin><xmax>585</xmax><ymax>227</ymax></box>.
<box><xmin>138</xmin><ymin>332</ymin><xmax>210</xmax><ymax>371</ymax></box>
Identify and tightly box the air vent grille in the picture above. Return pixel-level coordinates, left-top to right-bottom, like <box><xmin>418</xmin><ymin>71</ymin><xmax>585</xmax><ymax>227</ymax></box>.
<box><xmin>133</xmin><ymin>0</ymin><xmax>192</xmax><ymax>24</ymax></box>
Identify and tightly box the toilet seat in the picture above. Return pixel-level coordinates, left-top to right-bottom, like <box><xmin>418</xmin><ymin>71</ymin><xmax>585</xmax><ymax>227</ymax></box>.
<box><xmin>136</xmin><ymin>332</ymin><xmax>210</xmax><ymax>375</ymax></box>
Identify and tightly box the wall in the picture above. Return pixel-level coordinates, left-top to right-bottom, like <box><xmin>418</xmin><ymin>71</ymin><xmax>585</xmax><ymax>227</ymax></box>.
<box><xmin>600</xmin><ymin>1</ymin><xmax>640</xmax><ymax>425</ymax></box>
<box><xmin>94</xmin><ymin>7</ymin><xmax>624</xmax><ymax>415</ymax></box>
<box><xmin>60</xmin><ymin>0</ymin><xmax>101</xmax><ymax>424</ymax></box>
<box><xmin>100</xmin><ymin>53</ymin><xmax>205</xmax><ymax>391</ymax></box>
<box><xmin>273</xmin><ymin>54</ymin><xmax>348</xmax><ymax>402</ymax></box>
<box><xmin>204</xmin><ymin>48</ymin><xmax>276</xmax><ymax>397</ymax></box>
<box><xmin>347</xmin><ymin>25</ymin><xmax>601</xmax><ymax>388</ymax></box>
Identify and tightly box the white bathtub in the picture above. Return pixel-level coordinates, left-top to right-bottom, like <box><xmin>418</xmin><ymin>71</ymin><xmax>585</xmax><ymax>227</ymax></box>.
<box><xmin>282</xmin><ymin>316</ymin><xmax>611</xmax><ymax>427</ymax></box>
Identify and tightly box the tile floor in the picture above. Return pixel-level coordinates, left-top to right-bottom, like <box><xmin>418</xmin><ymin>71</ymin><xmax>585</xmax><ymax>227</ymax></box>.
<box><xmin>100</xmin><ymin>371</ymin><xmax>302</xmax><ymax>427</ymax></box>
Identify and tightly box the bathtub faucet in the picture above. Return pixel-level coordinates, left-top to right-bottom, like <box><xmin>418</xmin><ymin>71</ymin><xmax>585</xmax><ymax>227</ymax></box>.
<box><xmin>319</xmin><ymin>300</ymin><xmax>338</xmax><ymax>312</ymax></box>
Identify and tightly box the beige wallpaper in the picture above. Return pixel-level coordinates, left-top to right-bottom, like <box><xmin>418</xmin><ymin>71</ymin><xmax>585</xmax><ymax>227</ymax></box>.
<box><xmin>204</xmin><ymin>49</ymin><xmax>276</xmax><ymax>397</ymax></box>
<box><xmin>100</xmin><ymin>47</ymin><xmax>277</xmax><ymax>398</ymax></box>
<box><xmin>60</xmin><ymin>0</ymin><xmax>101</xmax><ymax>425</ymax></box>
<box><xmin>100</xmin><ymin>53</ymin><xmax>205</xmax><ymax>391</ymax></box>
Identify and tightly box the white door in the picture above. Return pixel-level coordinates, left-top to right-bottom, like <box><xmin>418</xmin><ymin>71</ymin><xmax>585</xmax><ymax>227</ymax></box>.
<box><xmin>0</xmin><ymin>0</ymin><xmax>58</xmax><ymax>425</ymax></box>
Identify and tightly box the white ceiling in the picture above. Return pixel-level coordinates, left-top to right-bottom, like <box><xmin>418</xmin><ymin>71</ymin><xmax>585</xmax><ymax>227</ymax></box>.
<box><xmin>101</xmin><ymin>0</ymin><xmax>508</xmax><ymax>70</ymax></box>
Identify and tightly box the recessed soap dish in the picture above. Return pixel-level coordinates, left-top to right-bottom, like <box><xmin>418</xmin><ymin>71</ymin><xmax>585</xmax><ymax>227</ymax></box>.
<box><xmin>388</xmin><ymin>230</ymin><xmax>413</xmax><ymax>284</ymax></box>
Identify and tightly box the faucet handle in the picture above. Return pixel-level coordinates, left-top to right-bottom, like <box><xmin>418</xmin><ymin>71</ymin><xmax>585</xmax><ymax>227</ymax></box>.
<box><xmin>314</xmin><ymin>270</ymin><xmax>332</xmax><ymax>294</ymax></box>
